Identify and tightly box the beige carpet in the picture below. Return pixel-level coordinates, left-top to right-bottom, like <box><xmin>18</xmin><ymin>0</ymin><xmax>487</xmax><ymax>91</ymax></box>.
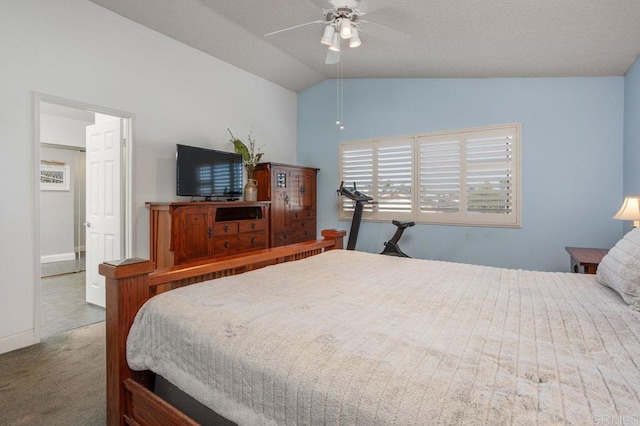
<box><xmin>0</xmin><ymin>322</ymin><xmax>106</xmax><ymax>425</ymax></box>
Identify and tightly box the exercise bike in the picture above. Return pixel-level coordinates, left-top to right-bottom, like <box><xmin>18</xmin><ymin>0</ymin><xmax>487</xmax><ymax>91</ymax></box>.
<box><xmin>337</xmin><ymin>181</ymin><xmax>415</xmax><ymax>257</ymax></box>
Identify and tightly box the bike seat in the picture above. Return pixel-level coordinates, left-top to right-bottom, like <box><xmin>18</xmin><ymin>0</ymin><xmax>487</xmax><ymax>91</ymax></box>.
<box><xmin>392</xmin><ymin>220</ymin><xmax>415</xmax><ymax>228</ymax></box>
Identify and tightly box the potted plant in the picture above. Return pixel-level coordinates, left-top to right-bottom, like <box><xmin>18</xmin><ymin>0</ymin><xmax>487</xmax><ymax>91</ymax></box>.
<box><xmin>228</xmin><ymin>129</ymin><xmax>264</xmax><ymax>201</ymax></box>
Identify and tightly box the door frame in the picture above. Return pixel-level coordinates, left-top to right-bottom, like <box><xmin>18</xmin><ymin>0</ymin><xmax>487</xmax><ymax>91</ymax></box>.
<box><xmin>33</xmin><ymin>92</ymin><xmax>135</xmax><ymax>342</ymax></box>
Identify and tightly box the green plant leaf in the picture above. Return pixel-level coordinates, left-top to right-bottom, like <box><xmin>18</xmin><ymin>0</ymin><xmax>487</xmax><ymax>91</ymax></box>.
<box><xmin>231</xmin><ymin>139</ymin><xmax>250</xmax><ymax>162</ymax></box>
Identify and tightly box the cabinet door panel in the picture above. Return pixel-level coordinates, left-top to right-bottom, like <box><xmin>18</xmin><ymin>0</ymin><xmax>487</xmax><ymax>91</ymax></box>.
<box><xmin>272</xmin><ymin>190</ymin><xmax>289</xmax><ymax>229</ymax></box>
<box><xmin>177</xmin><ymin>207</ymin><xmax>212</xmax><ymax>263</ymax></box>
<box><xmin>301</xmin><ymin>170</ymin><xmax>316</xmax><ymax>209</ymax></box>
<box><xmin>288</xmin><ymin>170</ymin><xmax>303</xmax><ymax>211</ymax></box>
<box><xmin>271</xmin><ymin>167</ymin><xmax>291</xmax><ymax>231</ymax></box>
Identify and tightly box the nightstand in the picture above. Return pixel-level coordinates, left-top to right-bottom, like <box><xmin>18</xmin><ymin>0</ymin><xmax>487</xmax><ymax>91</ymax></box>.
<box><xmin>565</xmin><ymin>247</ymin><xmax>609</xmax><ymax>274</ymax></box>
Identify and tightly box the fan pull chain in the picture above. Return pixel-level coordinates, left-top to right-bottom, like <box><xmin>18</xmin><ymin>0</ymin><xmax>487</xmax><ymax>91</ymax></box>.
<box><xmin>336</xmin><ymin>61</ymin><xmax>341</xmax><ymax>127</ymax></box>
<box><xmin>336</xmin><ymin>60</ymin><xmax>345</xmax><ymax>130</ymax></box>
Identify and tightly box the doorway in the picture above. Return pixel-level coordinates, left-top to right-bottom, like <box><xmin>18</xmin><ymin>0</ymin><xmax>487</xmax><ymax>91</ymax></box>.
<box><xmin>35</xmin><ymin>94</ymin><xmax>133</xmax><ymax>340</ymax></box>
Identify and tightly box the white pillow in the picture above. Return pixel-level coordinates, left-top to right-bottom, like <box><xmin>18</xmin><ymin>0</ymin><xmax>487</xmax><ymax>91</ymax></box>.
<box><xmin>596</xmin><ymin>226</ymin><xmax>640</xmax><ymax>309</ymax></box>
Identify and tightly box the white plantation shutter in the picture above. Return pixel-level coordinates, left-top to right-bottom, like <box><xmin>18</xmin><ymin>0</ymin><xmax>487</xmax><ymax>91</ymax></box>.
<box><xmin>339</xmin><ymin>145</ymin><xmax>374</xmax><ymax>215</ymax></box>
<box><xmin>418</xmin><ymin>136</ymin><xmax>461</xmax><ymax>221</ymax></box>
<box><xmin>340</xmin><ymin>124</ymin><xmax>520</xmax><ymax>227</ymax></box>
<box><xmin>376</xmin><ymin>140</ymin><xmax>413</xmax><ymax>218</ymax></box>
<box><xmin>417</xmin><ymin>125</ymin><xmax>519</xmax><ymax>226</ymax></box>
<box><xmin>465</xmin><ymin>128</ymin><xmax>516</xmax><ymax>224</ymax></box>
<box><xmin>339</xmin><ymin>139</ymin><xmax>414</xmax><ymax>220</ymax></box>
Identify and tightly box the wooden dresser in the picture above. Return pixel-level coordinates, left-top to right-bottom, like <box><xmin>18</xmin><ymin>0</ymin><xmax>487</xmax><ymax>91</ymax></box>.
<box><xmin>147</xmin><ymin>201</ymin><xmax>269</xmax><ymax>268</ymax></box>
<box><xmin>254</xmin><ymin>163</ymin><xmax>318</xmax><ymax>247</ymax></box>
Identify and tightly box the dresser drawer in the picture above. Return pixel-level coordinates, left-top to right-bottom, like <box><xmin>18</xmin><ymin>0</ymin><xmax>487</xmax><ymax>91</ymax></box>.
<box><xmin>291</xmin><ymin>219</ymin><xmax>315</xmax><ymax>230</ymax></box>
<box><xmin>238</xmin><ymin>219</ymin><xmax>266</xmax><ymax>233</ymax></box>
<box><xmin>291</xmin><ymin>209</ymin><xmax>315</xmax><ymax>221</ymax></box>
<box><xmin>213</xmin><ymin>236</ymin><xmax>238</xmax><ymax>256</ymax></box>
<box><xmin>296</xmin><ymin>227</ymin><xmax>315</xmax><ymax>242</ymax></box>
<box><xmin>213</xmin><ymin>222</ymin><xmax>238</xmax><ymax>236</ymax></box>
<box><xmin>274</xmin><ymin>230</ymin><xmax>297</xmax><ymax>246</ymax></box>
<box><xmin>239</xmin><ymin>232</ymin><xmax>267</xmax><ymax>251</ymax></box>
<box><xmin>291</xmin><ymin>219</ymin><xmax>315</xmax><ymax>242</ymax></box>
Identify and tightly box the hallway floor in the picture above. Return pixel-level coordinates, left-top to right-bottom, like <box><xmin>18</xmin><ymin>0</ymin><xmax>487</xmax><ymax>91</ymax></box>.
<box><xmin>41</xmin><ymin>270</ymin><xmax>104</xmax><ymax>339</ymax></box>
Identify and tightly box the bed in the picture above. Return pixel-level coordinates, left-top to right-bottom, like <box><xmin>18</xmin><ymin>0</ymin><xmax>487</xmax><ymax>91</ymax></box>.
<box><xmin>100</xmin><ymin>228</ymin><xmax>640</xmax><ymax>425</ymax></box>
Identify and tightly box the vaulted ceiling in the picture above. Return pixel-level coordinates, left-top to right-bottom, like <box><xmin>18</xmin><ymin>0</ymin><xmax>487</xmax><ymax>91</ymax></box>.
<box><xmin>89</xmin><ymin>0</ymin><xmax>640</xmax><ymax>92</ymax></box>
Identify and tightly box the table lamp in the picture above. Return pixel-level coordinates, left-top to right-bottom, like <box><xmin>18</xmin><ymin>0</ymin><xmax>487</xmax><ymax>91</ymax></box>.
<box><xmin>613</xmin><ymin>196</ymin><xmax>640</xmax><ymax>227</ymax></box>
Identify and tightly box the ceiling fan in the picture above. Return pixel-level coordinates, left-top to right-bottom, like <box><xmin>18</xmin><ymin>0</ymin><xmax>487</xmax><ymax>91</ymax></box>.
<box><xmin>264</xmin><ymin>0</ymin><xmax>410</xmax><ymax>65</ymax></box>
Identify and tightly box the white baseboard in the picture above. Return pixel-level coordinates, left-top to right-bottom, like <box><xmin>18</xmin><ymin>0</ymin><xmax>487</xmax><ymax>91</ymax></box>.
<box><xmin>0</xmin><ymin>329</ymin><xmax>36</xmax><ymax>355</ymax></box>
<box><xmin>41</xmin><ymin>252</ymin><xmax>76</xmax><ymax>264</ymax></box>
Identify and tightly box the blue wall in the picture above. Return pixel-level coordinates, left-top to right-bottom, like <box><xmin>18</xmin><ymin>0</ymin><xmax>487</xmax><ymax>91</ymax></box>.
<box><xmin>298</xmin><ymin>77</ymin><xmax>624</xmax><ymax>272</ymax></box>
<box><xmin>625</xmin><ymin>58</ymin><xmax>640</xmax><ymax>195</ymax></box>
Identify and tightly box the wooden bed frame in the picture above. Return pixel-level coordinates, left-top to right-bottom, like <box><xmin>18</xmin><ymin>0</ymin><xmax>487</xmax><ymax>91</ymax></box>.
<box><xmin>99</xmin><ymin>229</ymin><xmax>345</xmax><ymax>426</ymax></box>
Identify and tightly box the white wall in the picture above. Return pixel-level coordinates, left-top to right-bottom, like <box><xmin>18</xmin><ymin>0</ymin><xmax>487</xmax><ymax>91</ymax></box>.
<box><xmin>40</xmin><ymin>111</ymin><xmax>91</xmax><ymax>261</ymax></box>
<box><xmin>40</xmin><ymin>146</ymin><xmax>77</xmax><ymax>262</ymax></box>
<box><xmin>40</xmin><ymin>114</ymin><xmax>91</xmax><ymax>149</ymax></box>
<box><xmin>0</xmin><ymin>0</ymin><xmax>297</xmax><ymax>353</ymax></box>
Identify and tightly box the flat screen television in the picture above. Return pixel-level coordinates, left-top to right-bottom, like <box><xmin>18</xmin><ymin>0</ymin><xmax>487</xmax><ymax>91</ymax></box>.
<box><xmin>176</xmin><ymin>144</ymin><xmax>243</xmax><ymax>200</ymax></box>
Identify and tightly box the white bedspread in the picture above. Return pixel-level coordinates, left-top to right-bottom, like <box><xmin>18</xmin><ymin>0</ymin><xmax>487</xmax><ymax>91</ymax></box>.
<box><xmin>127</xmin><ymin>250</ymin><xmax>640</xmax><ymax>425</ymax></box>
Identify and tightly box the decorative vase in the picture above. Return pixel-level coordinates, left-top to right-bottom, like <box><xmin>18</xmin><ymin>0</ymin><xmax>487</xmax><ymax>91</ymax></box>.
<box><xmin>244</xmin><ymin>178</ymin><xmax>258</xmax><ymax>201</ymax></box>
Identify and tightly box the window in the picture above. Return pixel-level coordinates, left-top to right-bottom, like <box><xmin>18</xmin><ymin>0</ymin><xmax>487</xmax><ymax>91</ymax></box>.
<box><xmin>340</xmin><ymin>138</ymin><xmax>414</xmax><ymax>221</ymax></box>
<box><xmin>339</xmin><ymin>124</ymin><xmax>521</xmax><ymax>227</ymax></box>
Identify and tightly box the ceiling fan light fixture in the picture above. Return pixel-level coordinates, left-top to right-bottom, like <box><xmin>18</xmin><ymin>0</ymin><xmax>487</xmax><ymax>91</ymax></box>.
<box><xmin>349</xmin><ymin>29</ymin><xmax>361</xmax><ymax>47</ymax></box>
<box><xmin>339</xmin><ymin>18</ymin><xmax>353</xmax><ymax>39</ymax></box>
<box><xmin>320</xmin><ymin>24</ymin><xmax>335</xmax><ymax>45</ymax></box>
<box><xmin>329</xmin><ymin>32</ymin><xmax>341</xmax><ymax>52</ymax></box>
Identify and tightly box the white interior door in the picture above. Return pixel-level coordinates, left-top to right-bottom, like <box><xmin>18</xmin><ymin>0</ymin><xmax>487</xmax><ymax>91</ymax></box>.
<box><xmin>85</xmin><ymin>119</ymin><xmax>122</xmax><ymax>307</ymax></box>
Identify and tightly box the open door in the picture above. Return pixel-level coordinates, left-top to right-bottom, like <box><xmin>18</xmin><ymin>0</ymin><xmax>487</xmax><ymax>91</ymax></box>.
<box><xmin>85</xmin><ymin>118</ymin><xmax>123</xmax><ymax>307</ymax></box>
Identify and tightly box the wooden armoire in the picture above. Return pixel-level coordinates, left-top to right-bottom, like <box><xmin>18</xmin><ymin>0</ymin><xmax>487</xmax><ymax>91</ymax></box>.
<box><xmin>254</xmin><ymin>163</ymin><xmax>319</xmax><ymax>247</ymax></box>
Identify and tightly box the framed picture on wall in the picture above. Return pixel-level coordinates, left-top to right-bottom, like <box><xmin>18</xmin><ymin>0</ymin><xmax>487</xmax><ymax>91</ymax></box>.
<box><xmin>40</xmin><ymin>163</ymin><xmax>70</xmax><ymax>191</ymax></box>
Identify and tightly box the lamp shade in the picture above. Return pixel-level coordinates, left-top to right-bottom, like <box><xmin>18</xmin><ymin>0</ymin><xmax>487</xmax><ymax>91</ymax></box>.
<box><xmin>613</xmin><ymin>196</ymin><xmax>640</xmax><ymax>227</ymax></box>
<box><xmin>339</xmin><ymin>18</ymin><xmax>353</xmax><ymax>39</ymax></box>
<box><xmin>320</xmin><ymin>24</ymin><xmax>335</xmax><ymax>46</ymax></box>
<box><xmin>349</xmin><ymin>29</ymin><xmax>361</xmax><ymax>47</ymax></box>
<box><xmin>329</xmin><ymin>32</ymin><xmax>341</xmax><ymax>52</ymax></box>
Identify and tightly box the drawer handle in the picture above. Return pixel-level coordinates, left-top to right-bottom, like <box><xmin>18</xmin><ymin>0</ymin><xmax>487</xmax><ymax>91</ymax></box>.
<box><xmin>223</xmin><ymin>225</ymin><xmax>229</xmax><ymax>232</ymax></box>
<box><xmin>285</xmin><ymin>195</ymin><xmax>289</xmax><ymax>205</ymax></box>
<box><xmin>251</xmin><ymin>222</ymin><xmax>255</xmax><ymax>230</ymax></box>
<box><xmin>251</xmin><ymin>237</ymin><xmax>256</xmax><ymax>245</ymax></box>
<box><xmin>207</xmin><ymin>227</ymin><xmax>212</xmax><ymax>238</ymax></box>
<box><xmin>224</xmin><ymin>241</ymin><xmax>230</xmax><ymax>248</ymax></box>
<box><xmin>283</xmin><ymin>232</ymin><xmax>288</xmax><ymax>239</ymax></box>
<box><xmin>294</xmin><ymin>212</ymin><xmax>299</xmax><ymax>219</ymax></box>
<box><xmin>301</xmin><ymin>221</ymin><xmax>305</xmax><ymax>227</ymax></box>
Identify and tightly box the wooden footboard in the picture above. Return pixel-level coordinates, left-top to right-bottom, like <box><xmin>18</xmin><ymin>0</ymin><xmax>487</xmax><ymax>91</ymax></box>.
<box><xmin>99</xmin><ymin>230</ymin><xmax>345</xmax><ymax>426</ymax></box>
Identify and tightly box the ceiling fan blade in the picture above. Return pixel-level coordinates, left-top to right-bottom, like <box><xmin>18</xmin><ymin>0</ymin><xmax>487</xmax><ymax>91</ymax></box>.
<box><xmin>264</xmin><ymin>20</ymin><xmax>325</xmax><ymax>37</ymax></box>
<box><xmin>325</xmin><ymin>49</ymin><xmax>341</xmax><ymax>64</ymax></box>
<box><xmin>356</xmin><ymin>0</ymin><xmax>395</xmax><ymax>14</ymax></box>
<box><xmin>360</xmin><ymin>21</ymin><xmax>411</xmax><ymax>43</ymax></box>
